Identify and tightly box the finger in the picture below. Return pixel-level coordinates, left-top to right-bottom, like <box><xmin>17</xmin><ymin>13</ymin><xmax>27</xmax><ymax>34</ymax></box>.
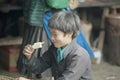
<box><xmin>24</xmin><ymin>48</ymin><xmax>32</xmax><ymax>53</ymax></box>
<box><xmin>25</xmin><ymin>45</ymin><xmax>34</xmax><ymax>52</ymax></box>
<box><xmin>24</xmin><ymin>46</ymin><xmax>33</xmax><ymax>53</ymax></box>
<box><xmin>24</xmin><ymin>45</ymin><xmax>32</xmax><ymax>51</ymax></box>
<box><xmin>24</xmin><ymin>51</ymin><xmax>32</xmax><ymax>56</ymax></box>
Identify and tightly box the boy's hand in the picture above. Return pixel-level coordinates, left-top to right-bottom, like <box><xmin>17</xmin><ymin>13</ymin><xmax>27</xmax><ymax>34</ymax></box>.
<box><xmin>69</xmin><ymin>0</ymin><xmax>79</xmax><ymax>9</ymax></box>
<box><xmin>23</xmin><ymin>44</ymin><xmax>34</xmax><ymax>60</ymax></box>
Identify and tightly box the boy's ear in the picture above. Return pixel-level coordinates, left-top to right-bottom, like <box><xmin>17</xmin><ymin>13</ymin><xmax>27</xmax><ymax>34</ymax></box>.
<box><xmin>67</xmin><ymin>32</ymin><xmax>73</xmax><ymax>37</ymax></box>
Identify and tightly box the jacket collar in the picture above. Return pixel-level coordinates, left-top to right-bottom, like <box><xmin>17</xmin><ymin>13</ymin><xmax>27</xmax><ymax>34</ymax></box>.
<box><xmin>63</xmin><ymin>38</ymin><xmax>79</xmax><ymax>59</ymax></box>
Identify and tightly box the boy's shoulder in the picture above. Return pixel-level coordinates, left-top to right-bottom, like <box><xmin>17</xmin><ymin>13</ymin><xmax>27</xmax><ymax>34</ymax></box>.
<box><xmin>68</xmin><ymin>38</ymin><xmax>89</xmax><ymax>57</ymax></box>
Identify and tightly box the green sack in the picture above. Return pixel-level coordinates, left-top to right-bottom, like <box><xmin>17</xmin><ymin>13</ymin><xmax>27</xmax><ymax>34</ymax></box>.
<box><xmin>46</xmin><ymin>0</ymin><xmax>69</xmax><ymax>9</ymax></box>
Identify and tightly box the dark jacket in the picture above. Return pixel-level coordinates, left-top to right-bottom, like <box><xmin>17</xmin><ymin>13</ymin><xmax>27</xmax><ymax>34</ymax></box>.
<box><xmin>28</xmin><ymin>39</ymin><xmax>92</xmax><ymax>80</ymax></box>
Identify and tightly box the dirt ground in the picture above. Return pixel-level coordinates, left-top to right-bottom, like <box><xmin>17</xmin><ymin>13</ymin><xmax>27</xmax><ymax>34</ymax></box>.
<box><xmin>92</xmin><ymin>61</ymin><xmax>120</xmax><ymax>80</ymax></box>
<box><xmin>0</xmin><ymin>61</ymin><xmax>120</xmax><ymax>80</ymax></box>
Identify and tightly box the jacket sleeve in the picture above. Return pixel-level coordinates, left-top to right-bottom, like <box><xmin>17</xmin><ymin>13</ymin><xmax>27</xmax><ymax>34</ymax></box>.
<box><xmin>57</xmin><ymin>49</ymin><xmax>92</xmax><ymax>80</ymax></box>
<box><xmin>27</xmin><ymin>47</ymin><xmax>52</xmax><ymax>74</ymax></box>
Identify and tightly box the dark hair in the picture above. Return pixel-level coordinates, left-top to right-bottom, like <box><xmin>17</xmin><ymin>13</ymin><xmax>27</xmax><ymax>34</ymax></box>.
<box><xmin>48</xmin><ymin>11</ymin><xmax>81</xmax><ymax>38</ymax></box>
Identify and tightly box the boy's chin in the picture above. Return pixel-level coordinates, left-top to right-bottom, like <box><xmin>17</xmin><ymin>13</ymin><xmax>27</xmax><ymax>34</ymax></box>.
<box><xmin>54</xmin><ymin>44</ymin><xmax>61</xmax><ymax>48</ymax></box>
<box><xmin>54</xmin><ymin>46</ymin><xmax>60</xmax><ymax>48</ymax></box>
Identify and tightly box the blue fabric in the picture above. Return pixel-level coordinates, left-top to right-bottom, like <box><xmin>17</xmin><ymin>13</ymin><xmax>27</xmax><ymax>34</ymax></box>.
<box><xmin>43</xmin><ymin>12</ymin><xmax>53</xmax><ymax>42</ymax></box>
<box><xmin>43</xmin><ymin>8</ymin><xmax>94</xmax><ymax>58</ymax></box>
<box><xmin>77</xmin><ymin>32</ymin><xmax>94</xmax><ymax>58</ymax></box>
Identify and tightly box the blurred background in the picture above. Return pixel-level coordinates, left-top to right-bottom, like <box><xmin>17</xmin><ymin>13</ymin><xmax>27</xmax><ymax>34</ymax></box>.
<box><xmin>0</xmin><ymin>0</ymin><xmax>120</xmax><ymax>80</ymax></box>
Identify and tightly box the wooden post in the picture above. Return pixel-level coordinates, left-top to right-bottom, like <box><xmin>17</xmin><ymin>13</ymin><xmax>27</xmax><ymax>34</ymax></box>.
<box><xmin>96</xmin><ymin>7</ymin><xmax>109</xmax><ymax>63</ymax></box>
<box><xmin>98</xmin><ymin>8</ymin><xmax>109</xmax><ymax>53</ymax></box>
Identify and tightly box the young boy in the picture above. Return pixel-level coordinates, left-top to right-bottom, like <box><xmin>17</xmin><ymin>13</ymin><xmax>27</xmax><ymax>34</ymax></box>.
<box><xmin>16</xmin><ymin>11</ymin><xmax>92</xmax><ymax>80</ymax></box>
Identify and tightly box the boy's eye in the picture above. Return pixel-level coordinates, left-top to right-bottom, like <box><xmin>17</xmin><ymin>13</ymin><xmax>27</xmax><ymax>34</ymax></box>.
<box><xmin>52</xmin><ymin>34</ymin><xmax>57</xmax><ymax>37</ymax></box>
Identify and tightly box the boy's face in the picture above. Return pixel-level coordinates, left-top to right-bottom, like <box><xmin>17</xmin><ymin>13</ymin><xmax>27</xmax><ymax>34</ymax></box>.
<box><xmin>50</xmin><ymin>29</ymin><xmax>72</xmax><ymax>48</ymax></box>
